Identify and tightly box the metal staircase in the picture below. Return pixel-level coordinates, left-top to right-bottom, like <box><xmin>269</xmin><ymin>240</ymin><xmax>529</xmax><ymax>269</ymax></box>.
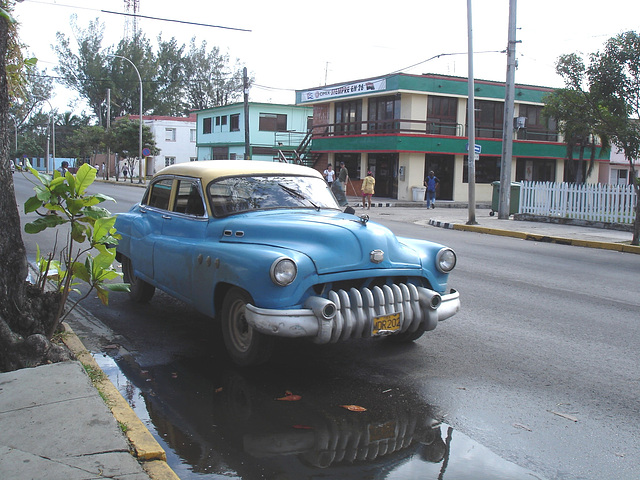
<box><xmin>275</xmin><ymin>130</ymin><xmax>322</xmax><ymax>168</ymax></box>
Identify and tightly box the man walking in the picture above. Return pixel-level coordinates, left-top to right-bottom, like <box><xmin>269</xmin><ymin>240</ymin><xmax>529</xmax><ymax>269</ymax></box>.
<box><xmin>424</xmin><ymin>170</ymin><xmax>440</xmax><ymax>209</ymax></box>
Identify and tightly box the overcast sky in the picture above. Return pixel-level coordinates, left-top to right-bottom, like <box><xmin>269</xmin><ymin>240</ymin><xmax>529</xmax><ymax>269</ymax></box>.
<box><xmin>14</xmin><ymin>0</ymin><xmax>640</xmax><ymax>114</ymax></box>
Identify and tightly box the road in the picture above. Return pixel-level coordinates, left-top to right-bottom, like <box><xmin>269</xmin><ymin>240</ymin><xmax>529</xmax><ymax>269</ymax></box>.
<box><xmin>14</xmin><ymin>174</ymin><xmax>640</xmax><ymax>480</ymax></box>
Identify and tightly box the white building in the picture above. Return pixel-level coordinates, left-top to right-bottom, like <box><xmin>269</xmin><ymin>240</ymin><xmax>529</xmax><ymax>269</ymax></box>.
<box><xmin>143</xmin><ymin>115</ymin><xmax>197</xmax><ymax>174</ymax></box>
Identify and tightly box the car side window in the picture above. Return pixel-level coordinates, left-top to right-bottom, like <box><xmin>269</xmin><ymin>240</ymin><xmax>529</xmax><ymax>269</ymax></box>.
<box><xmin>145</xmin><ymin>178</ymin><xmax>173</xmax><ymax>211</ymax></box>
<box><xmin>173</xmin><ymin>179</ymin><xmax>206</xmax><ymax>217</ymax></box>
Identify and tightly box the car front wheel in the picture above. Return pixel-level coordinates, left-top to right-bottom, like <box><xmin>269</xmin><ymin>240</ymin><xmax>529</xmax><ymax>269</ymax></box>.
<box><xmin>221</xmin><ymin>287</ymin><xmax>274</xmax><ymax>366</ymax></box>
<box><xmin>121</xmin><ymin>255</ymin><xmax>155</xmax><ymax>303</ymax></box>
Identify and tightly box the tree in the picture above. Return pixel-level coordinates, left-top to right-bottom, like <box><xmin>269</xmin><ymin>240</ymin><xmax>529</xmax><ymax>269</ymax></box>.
<box><xmin>543</xmin><ymin>83</ymin><xmax>607</xmax><ymax>183</ymax></box>
<box><xmin>0</xmin><ymin>0</ymin><xmax>72</xmax><ymax>370</ymax></box>
<box><xmin>182</xmin><ymin>38</ymin><xmax>245</xmax><ymax>111</ymax></box>
<box><xmin>54</xmin><ymin>19</ymin><xmax>250</xmax><ymax>122</ymax></box>
<box><xmin>54</xmin><ymin>16</ymin><xmax>112</xmax><ymax>126</ymax></box>
<box><xmin>551</xmin><ymin>33</ymin><xmax>640</xmax><ymax>245</ymax></box>
<box><xmin>105</xmin><ymin>117</ymin><xmax>158</xmax><ymax>181</ymax></box>
<box><xmin>69</xmin><ymin>125</ymin><xmax>106</xmax><ymax>166</ymax></box>
<box><xmin>587</xmin><ymin>32</ymin><xmax>640</xmax><ymax>245</ymax></box>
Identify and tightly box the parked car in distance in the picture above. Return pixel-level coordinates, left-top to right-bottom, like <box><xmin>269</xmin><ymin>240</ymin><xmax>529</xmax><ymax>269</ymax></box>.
<box><xmin>115</xmin><ymin>160</ymin><xmax>460</xmax><ymax>365</ymax></box>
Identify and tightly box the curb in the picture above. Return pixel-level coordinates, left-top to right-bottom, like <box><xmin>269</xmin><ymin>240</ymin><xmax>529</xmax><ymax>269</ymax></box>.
<box><xmin>61</xmin><ymin>323</ymin><xmax>180</xmax><ymax>480</ymax></box>
<box><xmin>428</xmin><ymin>220</ymin><xmax>640</xmax><ymax>255</ymax></box>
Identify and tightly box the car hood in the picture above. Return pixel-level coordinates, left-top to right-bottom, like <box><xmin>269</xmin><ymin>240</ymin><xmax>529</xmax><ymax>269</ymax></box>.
<box><xmin>217</xmin><ymin>210</ymin><xmax>423</xmax><ymax>274</ymax></box>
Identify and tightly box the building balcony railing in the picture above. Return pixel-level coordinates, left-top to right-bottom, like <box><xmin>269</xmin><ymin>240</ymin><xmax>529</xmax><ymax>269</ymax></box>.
<box><xmin>311</xmin><ymin>119</ymin><xmax>558</xmax><ymax>142</ymax></box>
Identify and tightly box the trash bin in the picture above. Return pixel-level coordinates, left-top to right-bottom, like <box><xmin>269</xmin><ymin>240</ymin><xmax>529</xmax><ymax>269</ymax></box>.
<box><xmin>412</xmin><ymin>186</ymin><xmax>426</xmax><ymax>202</ymax></box>
<box><xmin>490</xmin><ymin>181</ymin><xmax>520</xmax><ymax>216</ymax></box>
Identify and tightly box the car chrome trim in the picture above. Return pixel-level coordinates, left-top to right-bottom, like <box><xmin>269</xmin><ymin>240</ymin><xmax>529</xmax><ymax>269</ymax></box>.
<box><xmin>245</xmin><ymin>284</ymin><xmax>460</xmax><ymax>344</ymax></box>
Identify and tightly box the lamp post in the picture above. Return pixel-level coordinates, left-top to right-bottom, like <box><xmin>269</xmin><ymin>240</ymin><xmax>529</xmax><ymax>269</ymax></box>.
<box><xmin>109</xmin><ymin>54</ymin><xmax>144</xmax><ymax>183</ymax></box>
<box><xmin>33</xmin><ymin>97</ymin><xmax>55</xmax><ymax>174</ymax></box>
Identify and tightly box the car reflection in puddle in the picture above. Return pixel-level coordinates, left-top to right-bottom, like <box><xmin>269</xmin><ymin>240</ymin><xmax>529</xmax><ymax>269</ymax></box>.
<box><xmin>95</xmin><ymin>353</ymin><xmax>544</xmax><ymax>480</ymax></box>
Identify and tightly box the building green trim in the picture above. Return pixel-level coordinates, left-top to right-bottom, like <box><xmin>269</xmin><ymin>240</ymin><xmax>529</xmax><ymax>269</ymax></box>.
<box><xmin>310</xmin><ymin>135</ymin><xmax>608</xmax><ymax>160</ymax></box>
<box><xmin>296</xmin><ymin>73</ymin><xmax>554</xmax><ymax>105</ymax></box>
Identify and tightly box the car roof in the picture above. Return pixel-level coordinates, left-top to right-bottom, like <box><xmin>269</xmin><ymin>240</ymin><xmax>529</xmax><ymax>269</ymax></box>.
<box><xmin>155</xmin><ymin>160</ymin><xmax>324</xmax><ymax>184</ymax></box>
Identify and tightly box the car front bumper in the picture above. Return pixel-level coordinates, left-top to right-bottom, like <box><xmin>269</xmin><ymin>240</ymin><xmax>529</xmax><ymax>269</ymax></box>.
<box><xmin>245</xmin><ymin>283</ymin><xmax>460</xmax><ymax>344</ymax></box>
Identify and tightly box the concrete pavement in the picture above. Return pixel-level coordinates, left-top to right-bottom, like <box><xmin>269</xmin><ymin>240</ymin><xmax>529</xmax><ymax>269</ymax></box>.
<box><xmin>0</xmin><ymin>324</ymin><xmax>179</xmax><ymax>480</ymax></box>
<box><xmin>1</xmin><ymin>200</ymin><xmax>637</xmax><ymax>480</ymax></box>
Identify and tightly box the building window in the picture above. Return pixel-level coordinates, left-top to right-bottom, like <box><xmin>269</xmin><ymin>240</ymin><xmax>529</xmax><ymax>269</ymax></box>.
<box><xmin>203</xmin><ymin>117</ymin><xmax>212</xmax><ymax>134</ymax></box>
<box><xmin>165</xmin><ymin>128</ymin><xmax>176</xmax><ymax>142</ymax></box>
<box><xmin>165</xmin><ymin>156</ymin><xmax>176</xmax><ymax>167</ymax></box>
<box><xmin>215</xmin><ymin>116</ymin><xmax>221</xmax><ymax>126</ymax></box>
<box><xmin>335</xmin><ymin>99</ymin><xmax>362</xmax><ymax>134</ymax></box>
<box><xmin>230</xmin><ymin>114</ymin><xmax>240</xmax><ymax>132</ymax></box>
<box><xmin>221</xmin><ymin>115</ymin><xmax>228</xmax><ymax>126</ymax></box>
<box><xmin>463</xmin><ymin>155</ymin><xmax>501</xmax><ymax>184</ymax></box>
<box><xmin>517</xmin><ymin>104</ymin><xmax>557</xmax><ymax>141</ymax></box>
<box><xmin>474</xmin><ymin>100</ymin><xmax>504</xmax><ymax>139</ymax></box>
<box><xmin>212</xmin><ymin>147</ymin><xmax>228</xmax><ymax>160</ymax></box>
<box><xmin>190</xmin><ymin>129</ymin><xmax>196</xmax><ymax>142</ymax></box>
<box><xmin>259</xmin><ymin>113</ymin><xmax>287</xmax><ymax>132</ymax></box>
<box><xmin>427</xmin><ymin>96</ymin><xmax>458</xmax><ymax>135</ymax></box>
<box><xmin>230</xmin><ymin>153</ymin><xmax>237</xmax><ymax>160</ymax></box>
<box><xmin>516</xmin><ymin>158</ymin><xmax>556</xmax><ymax>182</ymax></box>
<box><xmin>368</xmin><ymin>95</ymin><xmax>400</xmax><ymax>132</ymax></box>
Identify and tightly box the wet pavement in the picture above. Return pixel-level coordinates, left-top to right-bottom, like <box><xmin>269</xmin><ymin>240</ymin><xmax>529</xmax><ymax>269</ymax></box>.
<box><xmin>3</xmin><ymin>191</ymin><xmax>637</xmax><ymax>480</ymax></box>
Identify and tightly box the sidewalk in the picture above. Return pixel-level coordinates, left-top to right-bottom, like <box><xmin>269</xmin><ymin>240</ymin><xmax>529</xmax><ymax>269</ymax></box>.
<box><xmin>0</xmin><ymin>324</ymin><xmax>179</xmax><ymax>480</ymax></box>
<box><xmin>1</xmin><ymin>199</ymin><xmax>638</xmax><ymax>480</ymax></box>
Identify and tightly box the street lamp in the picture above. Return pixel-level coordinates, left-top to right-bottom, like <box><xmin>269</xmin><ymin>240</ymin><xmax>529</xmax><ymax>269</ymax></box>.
<box><xmin>109</xmin><ymin>54</ymin><xmax>144</xmax><ymax>184</ymax></box>
<box><xmin>33</xmin><ymin>97</ymin><xmax>55</xmax><ymax>174</ymax></box>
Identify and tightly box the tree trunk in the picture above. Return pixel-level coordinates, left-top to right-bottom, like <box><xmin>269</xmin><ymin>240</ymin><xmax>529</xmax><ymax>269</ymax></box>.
<box><xmin>0</xmin><ymin>8</ymin><xmax>72</xmax><ymax>371</ymax></box>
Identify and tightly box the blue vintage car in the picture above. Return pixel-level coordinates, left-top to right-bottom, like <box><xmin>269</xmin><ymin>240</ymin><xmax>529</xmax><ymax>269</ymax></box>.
<box><xmin>115</xmin><ymin>160</ymin><xmax>460</xmax><ymax>365</ymax></box>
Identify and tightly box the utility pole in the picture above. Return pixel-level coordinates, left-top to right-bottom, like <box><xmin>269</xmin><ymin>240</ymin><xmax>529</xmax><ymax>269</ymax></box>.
<box><xmin>243</xmin><ymin>67</ymin><xmax>250</xmax><ymax>160</ymax></box>
<box><xmin>498</xmin><ymin>0</ymin><xmax>518</xmax><ymax>219</ymax></box>
<box><xmin>106</xmin><ymin>88</ymin><xmax>111</xmax><ymax>180</ymax></box>
<box><xmin>466</xmin><ymin>0</ymin><xmax>477</xmax><ymax>225</ymax></box>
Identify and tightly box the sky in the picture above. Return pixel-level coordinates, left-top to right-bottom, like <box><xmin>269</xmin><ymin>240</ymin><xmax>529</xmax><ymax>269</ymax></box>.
<box><xmin>13</xmin><ymin>0</ymin><xmax>640</xmax><ymax>116</ymax></box>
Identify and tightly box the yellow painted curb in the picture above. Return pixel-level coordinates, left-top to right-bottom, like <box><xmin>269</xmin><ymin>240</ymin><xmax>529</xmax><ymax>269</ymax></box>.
<box><xmin>61</xmin><ymin>324</ymin><xmax>180</xmax><ymax>480</ymax></box>
<box><xmin>452</xmin><ymin>224</ymin><xmax>640</xmax><ymax>254</ymax></box>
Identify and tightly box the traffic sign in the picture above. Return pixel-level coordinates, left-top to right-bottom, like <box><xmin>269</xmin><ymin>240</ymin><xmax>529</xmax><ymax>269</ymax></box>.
<box><xmin>466</xmin><ymin>143</ymin><xmax>482</xmax><ymax>154</ymax></box>
<box><xmin>142</xmin><ymin>148</ymin><xmax>151</xmax><ymax>157</ymax></box>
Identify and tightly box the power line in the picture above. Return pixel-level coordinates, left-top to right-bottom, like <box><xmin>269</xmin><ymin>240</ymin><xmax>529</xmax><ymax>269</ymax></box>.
<box><xmin>21</xmin><ymin>0</ymin><xmax>251</xmax><ymax>32</ymax></box>
<box><xmin>101</xmin><ymin>10</ymin><xmax>252</xmax><ymax>33</ymax></box>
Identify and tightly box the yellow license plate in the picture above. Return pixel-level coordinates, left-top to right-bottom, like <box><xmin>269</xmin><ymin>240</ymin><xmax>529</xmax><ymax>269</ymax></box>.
<box><xmin>372</xmin><ymin>313</ymin><xmax>401</xmax><ymax>335</ymax></box>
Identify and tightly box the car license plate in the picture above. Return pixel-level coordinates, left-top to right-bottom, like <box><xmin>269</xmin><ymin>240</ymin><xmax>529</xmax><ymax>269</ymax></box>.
<box><xmin>372</xmin><ymin>313</ymin><xmax>401</xmax><ymax>336</ymax></box>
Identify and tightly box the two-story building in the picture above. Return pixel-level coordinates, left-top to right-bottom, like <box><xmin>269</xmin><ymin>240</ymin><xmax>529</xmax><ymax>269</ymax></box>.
<box><xmin>143</xmin><ymin>115</ymin><xmax>197</xmax><ymax>175</ymax></box>
<box><xmin>296</xmin><ymin>74</ymin><xmax>608</xmax><ymax>202</ymax></box>
<box><xmin>196</xmin><ymin>102</ymin><xmax>313</xmax><ymax>162</ymax></box>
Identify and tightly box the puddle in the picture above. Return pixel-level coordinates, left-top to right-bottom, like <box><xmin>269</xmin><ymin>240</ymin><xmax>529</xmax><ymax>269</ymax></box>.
<box><xmin>94</xmin><ymin>353</ymin><xmax>544</xmax><ymax>480</ymax></box>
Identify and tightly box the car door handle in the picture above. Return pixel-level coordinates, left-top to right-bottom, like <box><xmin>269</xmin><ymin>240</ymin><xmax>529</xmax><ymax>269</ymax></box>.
<box><xmin>162</xmin><ymin>215</ymin><xmax>172</xmax><ymax>220</ymax></box>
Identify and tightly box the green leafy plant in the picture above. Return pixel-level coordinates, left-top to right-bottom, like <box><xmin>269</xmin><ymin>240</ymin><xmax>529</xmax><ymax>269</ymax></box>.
<box><xmin>23</xmin><ymin>161</ymin><xmax>129</xmax><ymax>337</ymax></box>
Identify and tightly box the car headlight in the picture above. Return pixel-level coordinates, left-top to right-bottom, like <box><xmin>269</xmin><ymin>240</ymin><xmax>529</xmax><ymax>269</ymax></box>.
<box><xmin>270</xmin><ymin>257</ymin><xmax>297</xmax><ymax>286</ymax></box>
<box><xmin>436</xmin><ymin>248</ymin><xmax>456</xmax><ymax>273</ymax></box>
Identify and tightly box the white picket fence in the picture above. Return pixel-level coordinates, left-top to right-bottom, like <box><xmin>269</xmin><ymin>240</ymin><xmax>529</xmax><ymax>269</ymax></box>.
<box><xmin>519</xmin><ymin>181</ymin><xmax>637</xmax><ymax>224</ymax></box>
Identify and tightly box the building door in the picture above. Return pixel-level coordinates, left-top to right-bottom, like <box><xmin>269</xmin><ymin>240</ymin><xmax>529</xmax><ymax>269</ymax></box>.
<box><xmin>368</xmin><ymin>153</ymin><xmax>398</xmax><ymax>198</ymax></box>
<box><xmin>425</xmin><ymin>154</ymin><xmax>454</xmax><ymax>200</ymax></box>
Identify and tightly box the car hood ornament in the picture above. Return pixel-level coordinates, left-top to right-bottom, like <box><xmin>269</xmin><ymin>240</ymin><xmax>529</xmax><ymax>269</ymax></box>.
<box><xmin>370</xmin><ymin>249</ymin><xmax>384</xmax><ymax>264</ymax></box>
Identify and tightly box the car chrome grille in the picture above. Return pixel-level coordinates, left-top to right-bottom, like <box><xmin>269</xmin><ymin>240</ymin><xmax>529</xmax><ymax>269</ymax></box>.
<box><xmin>320</xmin><ymin>283</ymin><xmax>429</xmax><ymax>343</ymax></box>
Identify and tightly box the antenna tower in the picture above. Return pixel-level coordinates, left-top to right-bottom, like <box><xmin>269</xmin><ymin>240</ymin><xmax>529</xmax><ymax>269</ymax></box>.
<box><xmin>123</xmin><ymin>0</ymin><xmax>140</xmax><ymax>39</ymax></box>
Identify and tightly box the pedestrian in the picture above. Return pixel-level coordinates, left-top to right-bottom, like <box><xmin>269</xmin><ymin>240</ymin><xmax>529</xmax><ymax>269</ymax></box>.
<box><xmin>101</xmin><ymin>162</ymin><xmax>106</xmax><ymax>179</ymax></box>
<box><xmin>424</xmin><ymin>170</ymin><xmax>440</xmax><ymax>209</ymax></box>
<box><xmin>338</xmin><ymin>161</ymin><xmax>349</xmax><ymax>187</ymax></box>
<box><xmin>361</xmin><ymin>171</ymin><xmax>375</xmax><ymax>209</ymax></box>
<box><xmin>323</xmin><ymin>164</ymin><xmax>335</xmax><ymax>187</ymax></box>
<box><xmin>123</xmin><ymin>165</ymin><xmax>129</xmax><ymax>181</ymax></box>
<box><xmin>57</xmin><ymin>161</ymin><xmax>69</xmax><ymax>177</ymax></box>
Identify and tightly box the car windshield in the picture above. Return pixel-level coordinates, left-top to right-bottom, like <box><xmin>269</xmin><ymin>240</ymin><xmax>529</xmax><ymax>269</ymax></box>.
<box><xmin>208</xmin><ymin>174</ymin><xmax>340</xmax><ymax>217</ymax></box>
